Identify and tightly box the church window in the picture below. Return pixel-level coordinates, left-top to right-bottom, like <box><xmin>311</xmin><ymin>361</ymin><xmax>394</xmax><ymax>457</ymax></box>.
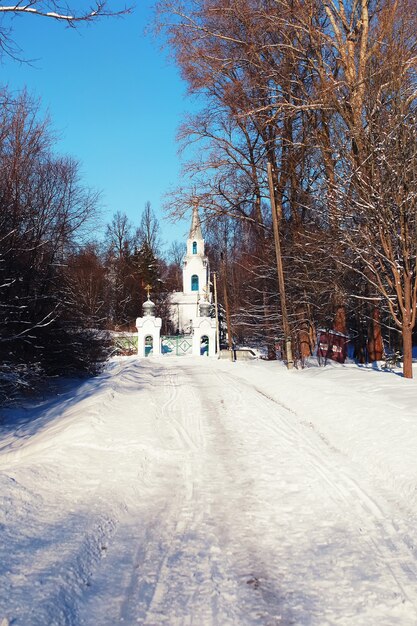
<box><xmin>192</xmin><ymin>241</ymin><xmax>197</xmax><ymax>254</ymax></box>
<box><xmin>191</xmin><ymin>274</ymin><xmax>199</xmax><ymax>291</ymax></box>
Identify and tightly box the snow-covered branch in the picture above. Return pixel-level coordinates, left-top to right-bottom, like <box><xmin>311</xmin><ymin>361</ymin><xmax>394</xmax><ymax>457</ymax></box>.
<box><xmin>0</xmin><ymin>1</ymin><xmax>128</xmax><ymax>22</ymax></box>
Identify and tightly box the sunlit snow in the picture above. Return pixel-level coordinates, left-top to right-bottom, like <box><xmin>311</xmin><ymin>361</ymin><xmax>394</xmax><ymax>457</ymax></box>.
<box><xmin>1</xmin><ymin>356</ymin><xmax>417</xmax><ymax>625</ymax></box>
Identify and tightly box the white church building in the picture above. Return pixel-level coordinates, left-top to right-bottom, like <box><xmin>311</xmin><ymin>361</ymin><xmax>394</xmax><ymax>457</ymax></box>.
<box><xmin>136</xmin><ymin>202</ymin><xmax>217</xmax><ymax>357</ymax></box>
<box><xmin>169</xmin><ymin>203</ymin><xmax>212</xmax><ymax>334</ymax></box>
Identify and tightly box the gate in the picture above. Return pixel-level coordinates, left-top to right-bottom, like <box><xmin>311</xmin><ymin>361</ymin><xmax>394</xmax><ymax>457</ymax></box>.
<box><xmin>161</xmin><ymin>335</ymin><xmax>193</xmax><ymax>356</ymax></box>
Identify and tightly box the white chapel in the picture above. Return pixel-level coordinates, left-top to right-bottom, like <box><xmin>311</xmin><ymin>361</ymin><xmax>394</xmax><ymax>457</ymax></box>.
<box><xmin>136</xmin><ymin>203</ymin><xmax>217</xmax><ymax>357</ymax></box>
<box><xmin>169</xmin><ymin>203</ymin><xmax>212</xmax><ymax>333</ymax></box>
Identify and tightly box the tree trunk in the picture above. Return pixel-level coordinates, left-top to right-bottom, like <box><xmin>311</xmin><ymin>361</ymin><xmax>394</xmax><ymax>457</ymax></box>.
<box><xmin>333</xmin><ymin>305</ymin><xmax>347</xmax><ymax>334</ymax></box>
<box><xmin>402</xmin><ymin>325</ymin><xmax>413</xmax><ymax>379</ymax></box>
<box><xmin>296</xmin><ymin>306</ymin><xmax>312</xmax><ymax>360</ymax></box>
<box><xmin>367</xmin><ymin>307</ymin><xmax>384</xmax><ymax>362</ymax></box>
<box><xmin>263</xmin><ymin>292</ymin><xmax>276</xmax><ymax>360</ymax></box>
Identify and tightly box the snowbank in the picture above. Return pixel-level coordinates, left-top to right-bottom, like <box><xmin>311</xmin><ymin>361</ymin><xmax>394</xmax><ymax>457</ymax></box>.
<box><xmin>220</xmin><ymin>358</ymin><xmax>417</xmax><ymax>510</ymax></box>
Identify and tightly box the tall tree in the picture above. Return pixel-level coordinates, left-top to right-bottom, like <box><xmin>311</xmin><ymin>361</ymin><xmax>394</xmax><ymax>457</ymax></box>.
<box><xmin>157</xmin><ymin>0</ymin><xmax>417</xmax><ymax>373</ymax></box>
<box><xmin>0</xmin><ymin>91</ymin><xmax>108</xmax><ymax>401</ymax></box>
<box><xmin>104</xmin><ymin>211</ymin><xmax>139</xmax><ymax>327</ymax></box>
<box><xmin>136</xmin><ymin>201</ymin><xmax>162</xmax><ymax>256</ymax></box>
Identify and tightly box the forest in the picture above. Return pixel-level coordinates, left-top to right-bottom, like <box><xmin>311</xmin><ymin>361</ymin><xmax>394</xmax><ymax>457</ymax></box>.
<box><xmin>0</xmin><ymin>0</ymin><xmax>416</xmax><ymax>405</ymax></box>
<box><xmin>0</xmin><ymin>92</ymin><xmax>182</xmax><ymax>402</ymax></box>
<box><xmin>157</xmin><ymin>0</ymin><xmax>417</xmax><ymax>377</ymax></box>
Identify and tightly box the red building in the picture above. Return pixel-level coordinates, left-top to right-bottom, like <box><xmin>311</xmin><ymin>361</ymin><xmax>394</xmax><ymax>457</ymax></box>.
<box><xmin>317</xmin><ymin>329</ymin><xmax>349</xmax><ymax>364</ymax></box>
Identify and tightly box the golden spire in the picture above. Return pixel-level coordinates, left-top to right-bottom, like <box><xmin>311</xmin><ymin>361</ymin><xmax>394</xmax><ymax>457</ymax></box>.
<box><xmin>189</xmin><ymin>198</ymin><xmax>203</xmax><ymax>240</ymax></box>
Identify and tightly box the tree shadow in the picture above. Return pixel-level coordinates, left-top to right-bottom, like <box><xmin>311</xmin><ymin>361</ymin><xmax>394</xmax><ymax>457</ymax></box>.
<box><xmin>0</xmin><ymin>358</ymin><xmax>149</xmax><ymax>443</ymax></box>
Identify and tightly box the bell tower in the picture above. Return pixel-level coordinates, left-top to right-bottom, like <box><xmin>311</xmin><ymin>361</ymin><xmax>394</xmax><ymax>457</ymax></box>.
<box><xmin>182</xmin><ymin>200</ymin><xmax>209</xmax><ymax>296</ymax></box>
<box><xmin>168</xmin><ymin>199</ymin><xmax>212</xmax><ymax>335</ymax></box>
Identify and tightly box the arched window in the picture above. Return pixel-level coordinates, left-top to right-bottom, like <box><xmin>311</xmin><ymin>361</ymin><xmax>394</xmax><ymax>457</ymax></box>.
<box><xmin>145</xmin><ymin>335</ymin><xmax>153</xmax><ymax>357</ymax></box>
<box><xmin>191</xmin><ymin>274</ymin><xmax>199</xmax><ymax>291</ymax></box>
<box><xmin>201</xmin><ymin>335</ymin><xmax>209</xmax><ymax>356</ymax></box>
<box><xmin>192</xmin><ymin>241</ymin><xmax>197</xmax><ymax>254</ymax></box>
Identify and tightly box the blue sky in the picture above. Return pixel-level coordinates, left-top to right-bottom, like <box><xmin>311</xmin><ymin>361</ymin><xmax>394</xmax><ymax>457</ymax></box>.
<box><xmin>0</xmin><ymin>2</ymin><xmax>193</xmax><ymax>250</ymax></box>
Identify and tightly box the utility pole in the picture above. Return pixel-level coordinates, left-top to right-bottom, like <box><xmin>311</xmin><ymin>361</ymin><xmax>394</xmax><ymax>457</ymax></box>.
<box><xmin>213</xmin><ymin>272</ymin><xmax>221</xmax><ymax>358</ymax></box>
<box><xmin>221</xmin><ymin>251</ymin><xmax>235</xmax><ymax>361</ymax></box>
<box><xmin>267</xmin><ymin>161</ymin><xmax>294</xmax><ymax>370</ymax></box>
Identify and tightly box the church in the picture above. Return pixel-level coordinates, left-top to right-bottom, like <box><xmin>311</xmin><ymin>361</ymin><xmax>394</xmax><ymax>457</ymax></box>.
<box><xmin>169</xmin><ymin>202</ymin><xmax>212</xmax><ymax>334</ymax></box>
<box><xmin>136</xmin><ymin>202</ymin><xmax>217</xmax><ymax>358</ymax></box>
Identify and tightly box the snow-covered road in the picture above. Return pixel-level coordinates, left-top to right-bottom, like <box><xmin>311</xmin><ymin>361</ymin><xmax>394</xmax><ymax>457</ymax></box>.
<box><xmin>2</xmin><ymin>357</ymin><xmax>417</xmax><ymax>625</ymax></box>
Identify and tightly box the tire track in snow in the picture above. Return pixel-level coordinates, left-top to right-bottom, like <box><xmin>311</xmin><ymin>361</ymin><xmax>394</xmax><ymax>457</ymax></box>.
<box><xmin>78</xmin><ymin>360</ymin><xmax>244</xmax><ymax>626</ymax></box>
<box><xmin>116</xmin><ymin>364</ymin><xmax>206</xmax><ymax>623</ymax></box>
<box><xmin>179</xmin><ymin>365</ymin><xmax>300</xmax><ymax>626</ymax></box>
<box><xmin>134</xmin><ymin>362</ymin><xmax>245</xmax><ymax>626</ymax></box>
<box><xmin>155</xmin><ymin>369</ymin><xmax>202</xmax><ymax>452</ymax></box>
<box><xmin>216</xmin><ymin>367</ymin><xmax>417</xmax><ymax>616</ymax></box>
<box><xmin>77</xmin><ymin>358</ymin><xmax>417</xmax><ymax>625</ymax></box>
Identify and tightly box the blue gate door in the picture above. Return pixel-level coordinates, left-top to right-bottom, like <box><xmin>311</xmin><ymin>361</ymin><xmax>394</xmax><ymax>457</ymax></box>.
<box><xmin>161</xmin><ymin>335</ymin><xmax>193</xmax><ymax>356</ymax></box>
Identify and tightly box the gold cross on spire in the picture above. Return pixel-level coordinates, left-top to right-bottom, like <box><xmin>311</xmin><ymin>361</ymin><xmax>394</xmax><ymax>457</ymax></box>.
<box><xmin>145</xmin><ymin>284</ymin><xmax>152</xmax><ymax>299</ymax></box>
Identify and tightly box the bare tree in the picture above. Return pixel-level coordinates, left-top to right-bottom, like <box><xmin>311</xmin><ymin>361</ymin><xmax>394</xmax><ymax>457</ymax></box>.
<box><xmin>0</xmin><ymin>91</ymin><xmax>108</xmax><ymax>400</ymax></box>
<box><xmin>66</xmin><ymin>243</ymin><xmax>107</xmax><ymax>323</ymax></box>
<box><xmin>337</xmin><ymin>105</ymin><xmax>417</xmax><ymax>377</ymax></box>
<box><xmin>136</xmin><ymin>201</ymin><xmax>162</xmax><ymax>256</ymax></box>
<box><xmin>105</xmin><ymin>211</ymin><xmax>135</xmax><ymax>260</ymax></box>
<box><xmin>0</xmin><ymin>0</ymin><xmax>130</xmax><ymax>59</ymax></box>
<box><xmin>156</xmin><ymin>0</ymin><xmax>417</xmax><ymax>372</ymax></box>
<box><xmin>165</xmin><ymin>240</ymin><xmax>185</xmax><ymax>292</ymax></box>
<box><xmin>157</xmin><ymin>0</ymin><xmax>316</xmax><ymax>357</ymax></box>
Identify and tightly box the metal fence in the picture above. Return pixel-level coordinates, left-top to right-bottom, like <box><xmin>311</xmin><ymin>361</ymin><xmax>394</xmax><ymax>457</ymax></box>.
<box><xmin>161</xmin><ymin>335</ymin><xmax>193</xmax><ymax>356</ymax></box>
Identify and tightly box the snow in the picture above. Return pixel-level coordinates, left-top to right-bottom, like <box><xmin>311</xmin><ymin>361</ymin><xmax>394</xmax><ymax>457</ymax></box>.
<box><xmin>1</xmin><ymin>356</ymin><xmax>417</xmax><ymax>625</ymax></box>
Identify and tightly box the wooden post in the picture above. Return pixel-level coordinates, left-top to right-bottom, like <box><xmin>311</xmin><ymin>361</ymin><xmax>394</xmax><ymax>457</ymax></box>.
<box><xmin>213</xmin><ymin>272</ymin><xmax>221</xmax><ymax>358</ymax></box>
<box><xmin>221</xmin><ymin>252</ymin><xmax>235</xmax><ymax>361</ymax></box>
<box><xmin>267</xmin><ymin>162</ymin><xmax>294</xmax><ymax>370</ymax></box>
